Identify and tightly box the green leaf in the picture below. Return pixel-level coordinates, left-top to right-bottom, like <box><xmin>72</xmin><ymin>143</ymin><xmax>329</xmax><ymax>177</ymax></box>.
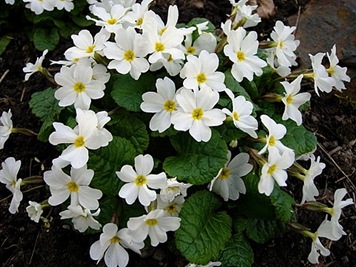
<box><xmin>0</xmin><ymin>35</ymin><xmax>12</xmax><ymax>55</ymax></box>
<box><xmin>87</xmin><ymin>136</ymin><xmax>137</xmax><ymax>196</ymax></box>
<box><xmin>109</xmin><ymin>110</ymin><xmax>149</xmax><ymax>154</ymax></box>
<box><xmin>111</xmin><ymin>73</ymin><xmax>156</xmax><ymax>112</ymax></box>
<box><xmin>219</xmin><ymin>234</ymin><xmax>254</xmax><ymax>267</ymax></box>
<box><xmin>280</xmin><ymin>119</ymin><xmax>317</xmax><ymax>157</ymax></box>
<box><xmin>33</xmin><ymin>27</ymin><xmax>60</xmax><ymax>51</ymax></box>
<box><xmin>245</xmin><ymin>218</ymin><xmax>289</xmax><ymax>244</ymax></box>
<box><xmin>224</xmin><ymin>70</ymin><xmax>251</xmax><ymax>101</ymax></box>
<box><xmin>270</xmin><ymin>186</ymin><xmax>296</xmax><ymax>222</ymax></box>
<box><xmin>216</xmin><ymin>121</ymin><xmax>247</xmax><ymax>144</ymax></box>
<box><xmin>175</xmin><ymin>191</ymin><xmax>232</xmax><ymax>265</ymax></box>
<box><xmin>163</xmin><ymin>131</ymin><xmax>228</xmax><ymax>185</ymax></box>
<box><xmin>72</xmin><ymin>16</ymin><xmax>94</xmax><ymax>27</ymax></box>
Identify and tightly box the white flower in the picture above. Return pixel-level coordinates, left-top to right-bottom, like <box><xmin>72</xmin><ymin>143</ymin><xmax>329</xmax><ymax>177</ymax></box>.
<box><xmin>269</xmin><ymin>21</ymin><xmax>299</xmax><ymax>68</ymax></box>
<box><xmin>0</xmin><ymin>109</ymin><xmax>13</xmax><ymax>149</ymax></box>
<box><xmin>183</xmin><ymin>32</ymin><xmax>217</xmax><ymax>56</ymax></box>
<box><xmin>116</xmin><ymin>154</ymin><xmax>167</xmax><ymax>206</ymax></box>
<box><xmin>87</xmin><ymin>4</ymin><xmax>127</xmax><ymax>33</ymax></box>
<box><xmin>171</xmin><ymin>87</ymin><xmax>225</xmax><ymax>142</ymax></box>
<box><xmin>123</xmin><ymin>0</ymin><xmax>154</xmax><ymax>29</ymax></box>
<box><xmin>104</xmin><ymin>27</ymin><xmax>149</xmax><ymax>80</ymax></box>
<box><xmin>230</xmin><ymin>0</ymin><xmax>261</xmax><ymax>28</ymax></box>
<box><xmin>156</xmin><ymin>195</ymin><xmax>185</xmax><ymax>217</ymax></box>
<box><xmin>26</xmin><ymin>201</ymin><xmax>44</xmax><ymax>223</ymax></box>
<box><xmin>258</xmin><ymin>114</ymin><xmax>292</xmax><ymax>155</ymax></box>
<box><xmin>149</xmin><ymin>53</ymin><xmax>184</xmax><ymax>76</ymax></box>
<box><xmin>140</xmin><ymin>77</ymin><xmax>178</xmax><ymax>133</ymax></box>
<box><xmin>300</xmin><ymin>155</ymin><xmax>325</xmax><ymax>204</ymax></box>
<box><xmin>258</xmin><ymin>149</ymin><xmax>294</xmax><ymax>196</ymax></box>
<box><xmin>159</xmin><ymin>177</ymin><xmax>192</xmax><ymax>202</ymax></box>
<box><xmin>49</xmin><ymin>109</ymin><xmax>112</xmax><ymax>169</ymax></box>
<box><xmin>64</xmin><ymin>29</ymin><xmax>109</xmax><ymax>60</ymax></box>
<box><xmin>308</xmin><ymin>53</ymin><xmax>336</xmax><ymax>96</ymax></box>
<box><xmin>281</xmin><ymin>74</ymin><xmax>311</xmax><ymax>126</ymax></box>
<box><xmin>209</xmin><ymin>151</ymin><xmax>252</xmax><ymax>201</ymax></box>
<box><xmin>180</xmin><ymin>50</ymin><xmax>226</xmax><ymax>93</ymax></box>
<box><xmin>23</xmin><ymin>0</ymin><xmax>55</xmax><ymax>14</ymax></box>
<box><xmin>5</xmin><ymin>0</ymin><xmax>15</xmax><ymax>5</ymax></box>
<box><xmin>23</xmin><ymin>49</ymin><xmax>48</xmax><ymax>81</ymax></box>
<box><xmin>222</xmin><ymin>89</ymin><xmax>258</xmax><ymax>138</ymax></box>
<box><xmin>90</xmin><ymin>223</ymin><xmax>144</xmax><ymax>267</ymax></box>
<box><xmin>186</xmin><ymin>261</ymin><xmax>221</xmax><ymax>267</ymax></box>
<box><xmin>0</xmin><ymin>157</ymin><xmax>23</xmax><ymax>214</ymax></box>
<box><xmin>44</xmin><ymin>164</ymin><xmax>103</xmax><ymax>210</ymax></box>
<box><xmin>54</xmin><ymin>0</ymin><xmax>74</xmax><ymax>11</ymax></box>
<box><xmin>327</xmin><ymin>45</ymin><xmax>351</xmax><ymax>91</ymax></box>
<box><xmin>224</xmin><ymin>27</ymin><xmax>267</xmax><ymax>82</ymax></box>
<box><xmin>54</xmin><ymin>62</ymin><xmax>107</xmax><ymax>110</ymax></box>
<box><xmin>59</xmin><ymin>205</ymin><xmax>101</xmax><ymax>232</ymax></box>
<box><xmin>127</xmin><ymin>209</ymin><xmax>181</xmax><ymax>246</ymax></box>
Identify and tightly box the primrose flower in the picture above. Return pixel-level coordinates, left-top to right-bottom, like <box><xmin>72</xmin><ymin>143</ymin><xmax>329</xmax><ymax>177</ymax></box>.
<box><xmin>0</xmin><ymin>157</ymin><xmax>23</xmax><ymax>214</ymax></box>
<box><xmin>327</xmin><ymin>45</ymin><xmax>351</xmax><ymax>91</ymax></box>
<box><xmin>123</xmin><ymin>0</ymin><xmax>154</xmax><ymax>29</ymax></box>
<box><xmin>230</xmin><ymin>0</ymin><xmax>261</xmax><ymax>28</ymax></box>
<box><xmin>116</xmin><ymin>154</ymin><xmax>168</xmax><ymax>206</ymax></box>
<box><xmin>127</xmin><ymin>209</ymin><xmax>181</xmax><ymax>246</ymax></box>
<box><xmin>5</xmin><ymin>0</ymin><xmax>15</xmax><ymax>4</ymax></box>
<box><xmin>171</xmin><ymin>87</ymin><xmax>225</xmax><ymax>142</ymax></box>
<box><xmin>300</xmin><ymin>155</ymin><xmax>325</xmax><ymax>204</ymax></box>
<box><xmin>49</xmin><ymin>109</ymin><xmax>112</xmax><ymax>169</ymax></box>
<box><xmin>23</xmin><ymin>0</ymin><xmax>55</xmax><ymax>14</ymax></box>
<box><xmin>54</xmin><ymin>61</ymin><xmax>107</xmax><ymax>110</ymax></box>
<box><xmin>222</xmin><ymin>89</ymin><xmax>258</xmax><ymax>138</ymax></box>
<box><xmin>156</xmin><ymin>195</ymin><xmax>185</xmax><ymax>217</ymax></box>
<box><xmin>269</xmin><ymin>20</ymin><xmax>299</xmax><ymax>68</ymax></box>
<box><xmin>64</xmin><ymin>29</ymin><xmax>109</xmax><ymax>60</ymax></box>
<box><xmin>149</xmin><ymin>53</ymin><xmax>184</xmax><ymax>76</ymax></box>
<box><xmin>0</xmin><ymin>109</ymin><xmax>13</xmax><ymax>149</ymax></box>
<box><xmin>44</xmin><ymin>164</ymin><xmax>103</xmax><ymax>210</ymax></box>
<box><xmin>180</xmin><ymin>50</ymin><xmax>226</xmax><ymax>93</ymax></box>
<box><xmin>90</xmin><ymin>223</ymin><xmax>144</xmax><ymax>267</ymax></box>
<box><xmin>186</xmin><ymin>261</ymin><xmax>222</xmax><ymax>267</ymax></box>
<box><xmin>209</xmin><ymin>151</ymin><xmax>252</xmax><ymax>201</ymax></box>
<box><xmin>308</xmin><ymin>52</ymin><xmax>335</xmax><ymax>96</ymax></box>
<box><xmin>258</xmin><ymin>149</ymin><xmax>295</xmax><ymax>196</ymax></box>
<box><xmin>23</xmin><ymin>49</ymin><xmax>48</xmax><ymax>81</ymax></box>
<box><xmin>281</xmin><ymin>74</ymin><xmax>311</xmax><ymax>126</ymax></box>
<box><xmin>26</xmin><ymin>201</ymin><xmax>44</xmax><ymax>223</ymax></box>
<box><xmin>59</xmin><ymin>205</ymin><xmax>101</xmax><ymax>232</ymax></box>
<box><xmin>183</xmin><ymin>32</ymin><xmax>217</xmax><ymax>55</ymax></box>
<box><xmin>258</xmin><ymin>114</ymin><xmax>292</xmax><ymax>155</ymax></box>
<box><xmin>159</xmin><ymin>177</ymin><xmax>192</xmax><ymax>202</ymax></box>
<box><xmin>103</xmin><ymin>27</ymin><xmax>149</xmax><ymax>80</ymax></box>
<box><xmin>140</xmin><ymin>77</ymin><xmax>178</xmax><ymax>133</ymax></box>
<box><xmin>54</xmin><ymin>0</ymin><xmax>74</xmax><ymax>11</ymax></box>
<box><xmin>224</xmin><ymin>27</ymin><xmax>267</xmax><ymax>82</ymax></box>
<box><xmin>87</xmin><ymin>4</ymin><xmax>128</xmax><ymax>33</ymax></box>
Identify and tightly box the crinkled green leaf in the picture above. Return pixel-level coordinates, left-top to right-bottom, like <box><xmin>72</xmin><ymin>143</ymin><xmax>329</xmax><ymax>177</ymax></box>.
<box><xmin>175</xmin><ymin>190</ymin><xmax>232</xmax><ymax>265</ymax></box>
<box><xmin>163</xmin><ymin>131</ymin><xmax>228</xmax><ymax>185</ymax></box>
<box><xmin>270</xmin><ymin>186</ymin><xmax>296</xmax><ymax>222</ymax></box>
<box><xmin>111</xmin><ymin>73</ymin><xmax>156</xmax><ymax>112</ymax></box>
<box><xmin>109</xmin><ymin>110</ymin><xmax>149</xmax><ymax>153</ymax></box>
<box><xmin>245</xmin><ymin>218</ymin><xmax>289</xmax><ymax>244</ymax></box>
<box><xmin>224</xmin><ymin>70</ymin><xmax>252</xmax><ymax>101</ymax></box>
<box><xmin>88</xmin><ymin>136</ymin><xmax>137</xmax><ymax>196</ymax></box>
<box><xmin>219</xmin><ymin>234</ymin><xmax>254</xmax><ymax>267</ymax></box>
<box><xmin>33</xmin><ymin>27</ymin><xmax>60</xmax><ymax>51</ymax></box>
<box><xmin>216</xmin><ymin>121</ymin><xmax>247</xmax><ymax>144</ymax></box>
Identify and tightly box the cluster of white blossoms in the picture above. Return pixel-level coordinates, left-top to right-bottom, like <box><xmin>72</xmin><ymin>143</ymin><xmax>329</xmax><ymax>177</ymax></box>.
<box><xmin>1</xmin><ymin>0</ymin><xmax>354</xmax><ymax>266</ymax></box>
<box><xmin>4</xmin><ymin>0</ymin><xmax>75</xmax><ymax>14</ymax></box>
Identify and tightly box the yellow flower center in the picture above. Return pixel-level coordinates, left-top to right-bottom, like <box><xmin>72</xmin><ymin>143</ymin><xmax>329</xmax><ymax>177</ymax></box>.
<box><xmin>124</xmin><ymin>50</ymin><xmax>135</xmax><ymax>62</ymax></box>
<box><xmin>136</xmin><ymin>17</ymin><xmax>143</xmax><ymax>26</ymax></box>
<box><xmin>74</xmin><ymin>136</ymin><xmax>85</xmax><ymax>147</ymax></box>
<box><xmin>191</xmin><ymin>108</ymin><xmax>204</xmax><ymax>120</ymax></box>
<box><xmin>327</xmin><ymin>67</ymin><xmax>335</xmax><ymax>76</ymax></box>
<box><xmin>218</xmin><ymin>167</ymin><xmax>231</xmax><ymax>180</ymax></box>
<box><xmin>232</xmin><ymin>111</ymin><xmax>239</xmax><ymax>121</ymax></box>
<box><xmin>268</xmin><ymin>135</ymin><xmax>276</xmax><ymax>146</ymax></box>
<box><xmin>165</xmin><ymin>203</ymin><xmax>177</xmax><ymax>214</ymax></box>
<box><xmin>74</xmin><ymin>82</ymin><xmax>86</xmax><ymax>93</ymax></box>
<box><xmin>159</xmin><ymin>27</ymin><xmax>167</xmax><ymax>36</ymax></box>
<box><xmin>186</xmin><ymin>46</ymin><xmax>196</xmax><ymax>55</ymax></box>
<box><xmin>163</xmin><ymin>100</ymin><xmax>176</xmax><ymax>112</ymax></box>
<box><xmin>286</xmin><ymin>94</ymin><xmax>293</xmax><ymax>105</ymax></box>
<box><xmin>107</xmin><ymin>18</ymin><xmax>117</xmax><ymax>25</ymax></box>
<box><xmin>86</xmin><ymin>45</ymin><xmax>95</xmax><ymax>53</ymax></box>
<box><xmin>145</xmin><ymin>218</ymin><xmax>158</xmax><ymax>226</ymax></box>
<box><xmin>278</xmin><ymin>41</ymin><xmax>284</xmax><ymax>49</ymax></box>
<box><xmin>155</xmin><ymin>42</ymin><xmax>165</xmax><ymax>52</ymax></box>
<box><xmin>196</xmin><ymin>73</ymin><xmax>207</xmax><ymax>84</ymax></box>
<box><xmin>134</xmin><ymin>175</ymin><xmax>147</xmax><ymax>186</ymax></box>
<box><xmin>110</xmin><ymin>236</ymin><xmax>121</xmax><ymax>243</ymax></box>
<box><xmin>267</xmin><ymin>164</ymin><xmax>277</xmax><ymax>174</ymax></box>
<box><xmin>236</xmin><ymin>51</ymin><xmax>246</xmax><ymax>62</ymax></box>
<box><xmin>67</xmin><ymin>181</ymin><xmax>79</xmax><ymax>192</ymax></box>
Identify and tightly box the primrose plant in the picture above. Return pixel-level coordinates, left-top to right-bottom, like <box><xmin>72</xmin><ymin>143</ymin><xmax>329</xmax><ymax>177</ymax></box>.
<box><xmin>1</xmin><ymin>0</ymin><xmax>354</xmax><ymax>266</ymax></box>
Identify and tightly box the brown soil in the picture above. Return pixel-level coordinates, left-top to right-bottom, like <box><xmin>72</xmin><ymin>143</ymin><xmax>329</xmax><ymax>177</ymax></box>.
<box><xmin>1</xmin><ymin>1</ymin><xmax>355</xmax><ymax>267</ymax></box>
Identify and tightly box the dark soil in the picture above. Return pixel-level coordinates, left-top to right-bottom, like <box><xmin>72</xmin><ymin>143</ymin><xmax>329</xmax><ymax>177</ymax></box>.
<box><xmin>1</xmin><ymin>1</ymin><xmax>355</xmax><ymax>267</ymax></box>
